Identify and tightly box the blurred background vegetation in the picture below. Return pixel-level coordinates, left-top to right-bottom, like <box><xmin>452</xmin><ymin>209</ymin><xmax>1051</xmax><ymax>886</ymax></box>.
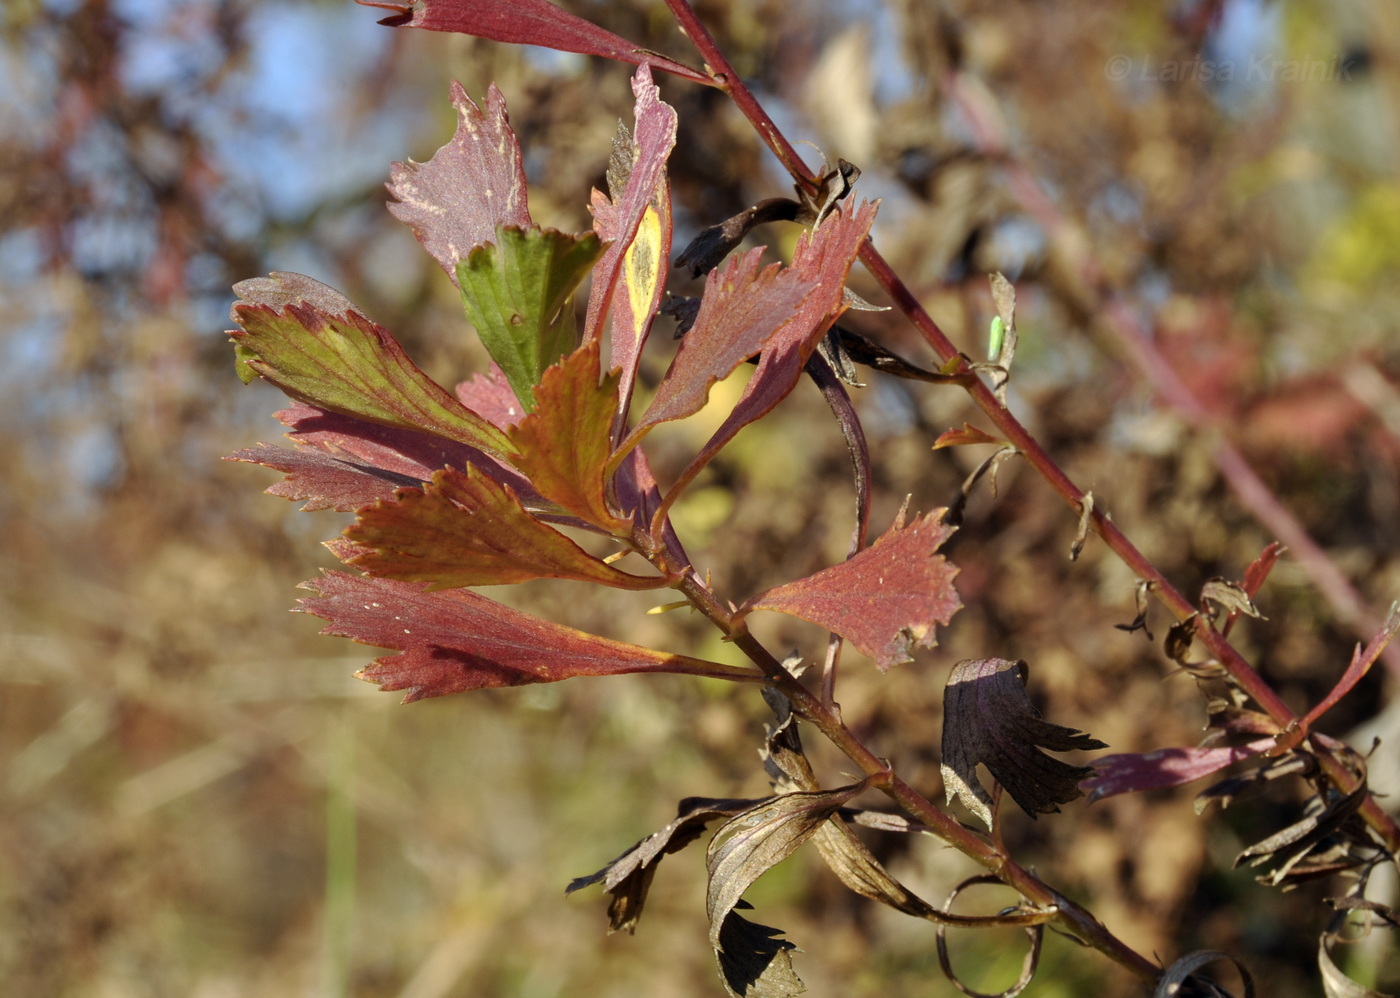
<box><xmin>2</xmin><ymin>0</ymin><xmax>1398</xmax><ymax>995</ymax></box>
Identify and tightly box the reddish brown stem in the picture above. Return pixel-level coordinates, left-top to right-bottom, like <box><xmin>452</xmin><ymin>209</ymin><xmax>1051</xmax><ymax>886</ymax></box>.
<box><xmin>661</xmin><ymin>0</ymin><xmax>1400</xmax><ymax>857</ymax></box>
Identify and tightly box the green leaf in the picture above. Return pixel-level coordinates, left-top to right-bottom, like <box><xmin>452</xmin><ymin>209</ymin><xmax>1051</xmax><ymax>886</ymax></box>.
<box><xmin>230</xmin><ymin>302</ymin><xmax>514</xmax><ymax>460</ymax></box>
<box><xmin>456</xmin><ymin>225</ymin><xmax>606</xmax><ymax>411</ymax></box>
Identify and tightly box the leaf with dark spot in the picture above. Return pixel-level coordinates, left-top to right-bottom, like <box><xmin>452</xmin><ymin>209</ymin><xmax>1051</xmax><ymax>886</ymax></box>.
<box><xmin>583</xmin><ymin>66</ymin><xmax>677</xmax><ymax>407</ymax></box>
<box><xmin>739</xmin><ymin>507</ymin><xmax>961</xmax><ymax>670</ymax></box>
<box><xmin>298</xmin><ymin>571</ymin><xmax>757</xmax><ymax>702</ymax></box>
<box><xmin>387</xmin><ymin>82</ymin><xmax>531</xmax><ymax>282</ymax></box>
<box><xmin>566</xmin><ymin>797</ymin><xmax>764</xmax><ymax>934</ymax></box>
<box><xmin>456</xmin><ymin>225</ymin><xmax>605</xmax><ymax>409</ymax></box>
<box><xmin>941</xmin><ymin>658</ymin><xmax>1106</xmax><ymax>827</ymax></box>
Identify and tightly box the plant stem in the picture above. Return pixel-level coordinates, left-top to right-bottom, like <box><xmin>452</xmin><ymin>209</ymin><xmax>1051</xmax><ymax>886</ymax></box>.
<box><xmin>670</xmin><ymin>567</ymin><xmax>1162</xmax><ymax>981</ymax></box>
<box><xmin>661</xmin><ymin>0</ymin><xmax>1400</xmax><ymax>858</ymax></box>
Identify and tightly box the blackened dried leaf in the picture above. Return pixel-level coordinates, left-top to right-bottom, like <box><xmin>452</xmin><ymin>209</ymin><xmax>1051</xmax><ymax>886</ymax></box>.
<box><xmin>1235</xmin><ymin>777</ymin><xmax>1369</xmax><ymax>886</ymax></box>
<box><xmin>674</xmin><ymin>198</ymin><xmax>801</xmax><ymax>278</ymax></box>
<box><xmin>795</xmin><ymin>159</ymin><xmax>860</xmax><ymax>228</ymax></box>
<box><xmin>715</xmin><ymin>909</ymin><xmax>804</xmax><ymax>998</ymax></box>
<box><xmin>1326</xmin><ymin>897</ymin><xmax>1400</xmax><ymax>930</ymax></box>
<box><xmin>811</xmin><ymin>817</ymin><xmax>1056</xmax><ymax>929</ymax></box>
<box><xmin>387</xmin><ymin>82</ymin><xmax>531</xmax><ymax>282</ymax></box>
<box><xmin>707</xmin><ymin>783</ymin><xmax>872</xmax><ymax>950</ymax></box>
<box><xmin>567</xmin><ymin>796</ymin><xmax>764</xmax><ymax>933</ymax></box>
<box><xmin>941</xmin><ymin>658</ymin><xmax>1106</xmax><ymax>827</ymax></box>
<box><xmin>1153</xmin><ymin>950</ymin><xmax>1255</xmax><ymax>998</ymax></box>
<box><xmin>740</xmin><ymin>508</ymin><xmax>961</xmax><ymax>670</ymax></box>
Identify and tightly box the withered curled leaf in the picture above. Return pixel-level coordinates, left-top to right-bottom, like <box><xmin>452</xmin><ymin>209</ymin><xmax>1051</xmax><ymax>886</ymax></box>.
<box><xmin>567</xmin><ymin>796</ymin><xmax>764</xmax><ymax>933</ymax></box>
<box><xmin>941</xmin><ymin>658</ymin><xmax>1106</xmax><ymax>827</ymax></box>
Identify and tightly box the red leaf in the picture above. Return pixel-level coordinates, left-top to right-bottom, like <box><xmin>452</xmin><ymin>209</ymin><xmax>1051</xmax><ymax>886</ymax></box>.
<box><xmin>670</xmin><ymin>200</ymin><xmax>878</xmax><ymax>479</ymax></box>
<box><xmin>455</xmin><ymin>363</ymin><xmax>528</xmax><ymax>429</ymax></box>
<box><xmin>584</xmin><ymin>66</ymin><xmax>677</xmax><ymax>410</ymax></box>
<box><xmin>637</xmin><ymin>248</ymin><xmax>815</xmax><ymax>433</ymax></box>
<box><xmin>225</xmin><ymin>442</ymin><xmax>423</xmax><ymax>512</ymax></box>
<box><xmin>386</xmin><ymin>82</ymin><xmax>531</xmax><ymax>283</ymax></box>
<box><xmin>1242</xmin><ymin>541</ymin><xmax>1285</xmax><ymax>599</ymax></box>
<box><xmin>366</xmin><ymin>0</ymin><xmax>713</xmax><ymax>86</ymax></box>
<box><xmin>739</xmin><ymin>506</ymin><xmax>961</xmax><ymax>670</ymax></box>
<box><xmin>344</xmin><ymin>464</ymin><xmax>669</xmax><ymax>590</ymax></box>
<box><xmin>932</xmin><ymin>423</ymin><xmax>1005</xmax><ymax>450</ymax></box>
<box><xmin>510</xmin><ymin>341</ymin><xmax>629</xmax><ymax>531</ymax></box>
<box><xmin>1081</xmin><ymin>740</ymin><xmax>1274</xmax><ymax>802</ymax></box>
<box><xmin>1301</xmin><ymin>604</ymin><xmax>1400</xmax><ymax>729</ymax></box>
<box><xmin>227</xmin><ymin>403</ymin><xmax>535</xmax><ymax>513</ymax></box>
<box><xmin>300</xmin><ymin>571</ymin><xmax>755</xmax><ymax>701</ymax></box>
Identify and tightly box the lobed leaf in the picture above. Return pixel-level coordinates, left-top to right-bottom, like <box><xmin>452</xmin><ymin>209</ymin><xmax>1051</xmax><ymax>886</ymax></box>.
<box><xmin>941</xmin><ymin>658</ymin><xmax>1106</xmax><ymax>827</ymax></box>
<box><xmin>343</xmin><ymin>464</ymin><xmax>668</xmax><ymax>590</ymax></box>
<box><xmin>456</xmin><ymin>225</ymin><xmax>605</xmax><ymax>409</ymax></box>
<box><xmin>230</xmin><ymin>300</ymin><xmax>514</xmax><ymax>460</ymax></box>
<box><xmin>667</xmin><ymin>200</ymin><xmax>879</xmax><ymax>486</ymax></box>
<box><xmin>739</xmin><ymin>507</ymin><xmax>961</xmax><ymax>670</ymax></box>
<box><xmin>455</xmin><ymin>362</ymin><xmax>529</xmax><ymax>429</ymax></box>
<box><xmin>299</xmin><ymin>570</ymin><xmax>756</xmax><ymax>702</ymax></box>
<box><xmin>366</xmin><ymin>0</ymin><xmax>713</xmax><ymax>85</ymax></box>
<box><xmin>386</xmin><ymin>81</ymin><xmax>531</xmax><ymax>283</ymax></box>
<box><xmin>509</xmin><ymin>341</ymin><xmax>629</xmax><ymax>531</ymax></box>
<box><xmin>638</xmin><ymin>247</ymin><xmax>814</xmax><ymax>432</ymax></box>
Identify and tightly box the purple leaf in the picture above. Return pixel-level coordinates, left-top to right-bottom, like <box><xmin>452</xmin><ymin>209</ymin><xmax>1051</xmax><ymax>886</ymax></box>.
<box><xmin>739</xmin><ymin>508</ymin><xmax>961</xmax><ymax>670</ymax></box>
<box><xmin>366</xmin><ymin>0</ymin><xmax>713</xmax><ymax>86</ymax></box>
<box><xmin>386</xmin><ymin>82</ymin><xmax>531</xmax><ymax>283</ymax></box>
<box><xmin>226</xmin><ymin>403</ymin><xmax>533</xmax><ymax>513</ymax></box>
<box><xmin>299</xmin><ymin>571</ymin><xmax>757</xmax><ymax>702</ymax></box>
<box><xmin>1082</xmin><ymin>740</ymin><xmax>1274</xmax><ymax>803</ymax></box>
